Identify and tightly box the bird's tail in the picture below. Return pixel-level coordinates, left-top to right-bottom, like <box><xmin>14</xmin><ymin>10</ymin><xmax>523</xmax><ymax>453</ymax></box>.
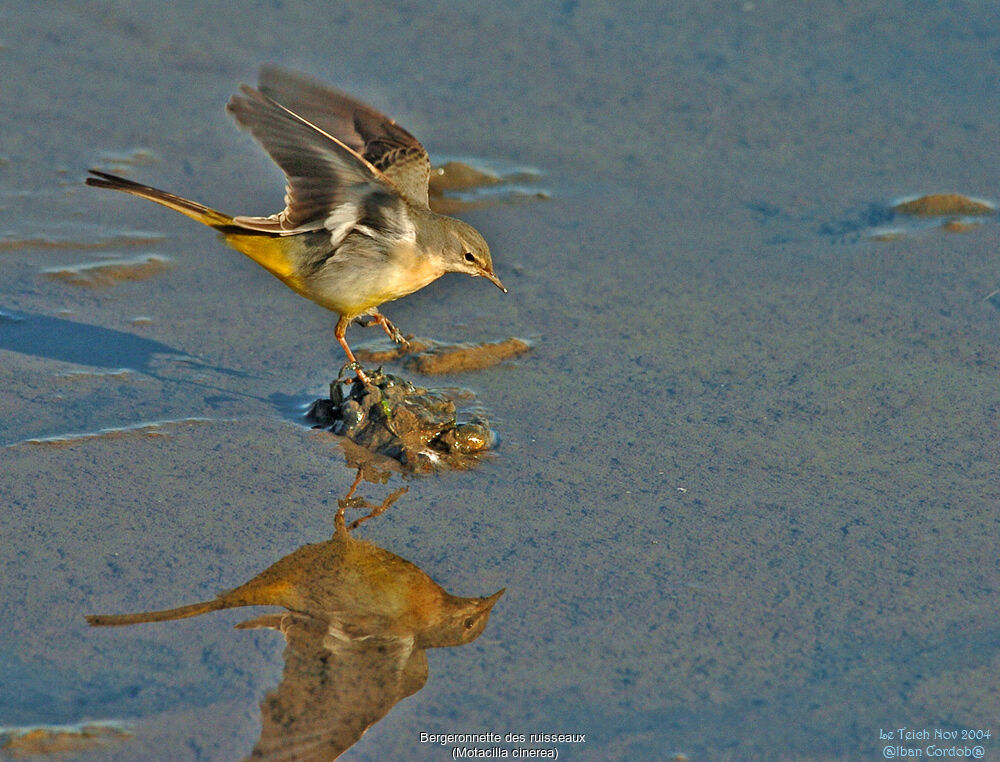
<box><xmin>86</xmin><ymin>170</ymin><xmax>303</xmax><ymax>287</ymax></box>
<box><xmin>86</xmin><ymin>170</ymin><xmax>234</xmax><ymax>228</ymax></box>
<box><xmin>86</xmin><ymin>598</ymin><xmax>227</xmax><ymax>627</ymax></box>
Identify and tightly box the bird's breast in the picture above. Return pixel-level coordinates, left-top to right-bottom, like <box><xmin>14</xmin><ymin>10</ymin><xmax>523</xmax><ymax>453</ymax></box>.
<box><xmin>382</xmin><ymin>241</ymin><xmax>445</xmax><ymax>299</ymax></box>
<box><xmin>306</xmin><ymin>240</ymin><xmax>444</xmax><ymax>316</ymax></box>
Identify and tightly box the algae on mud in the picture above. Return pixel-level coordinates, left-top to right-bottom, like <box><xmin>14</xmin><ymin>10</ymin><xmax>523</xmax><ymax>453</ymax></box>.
<box><xmin>306</xmin><ymin>370</ymin><xmax>495</xmax><ymax>473</ymax></box>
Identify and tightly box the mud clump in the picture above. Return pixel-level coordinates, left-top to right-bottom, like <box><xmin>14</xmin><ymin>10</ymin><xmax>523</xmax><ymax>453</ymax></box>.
<box><xmin>405</xmin><ymin>338</ymin><xmax>531</xmax><ymax>375</ymax></box>
<box><xmin>893</xmin><ymin>194</ymin><xmax>995</xmax><ymax>217</ymax></box>
<box><xmin>427</xmin><ymin>160</ymin><xmax>549</xmax><ymax>215</ymax></box>
<box><xmin>940</xmin><ymin>218</ymin><xmax>984</xmax><ymax>233</ymax></box>
<box><xmin>42</xmin><ymin>254</ymin><xmax>171</xmax><ymax>287</ymax></box>
<box><xmin>1</xmin><ymin>724</ymin><xmax>130</xmax><ymax>755</ymax></box>
<box><xmin>429</xmin><ymin>161</ymin><xmax>503</xmax><ymax>193</ymax></box>
<box><xmin>306</xmin><ymin>371</ymin><xmax>494</xmax><ymax>472</ymax></box>
<box><xmin>355</xmin><ymin>337</ymin><xmax>532</xmax><ymax>374</ymax></box>
<box><xmin>866</xmin><ymin>193</ymin><xmax>997</xmax><ymax>241</ymax></box>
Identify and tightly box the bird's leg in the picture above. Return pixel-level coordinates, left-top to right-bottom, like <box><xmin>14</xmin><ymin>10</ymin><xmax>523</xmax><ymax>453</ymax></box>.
<box><xmin>335</xmin><ymin>315</ymin><xmax>369</xmax><ymax>385</ymax></box>
<box><xmin>335</xmin><ymin>468</ymin><xmax>408</xmax><ymax>533</ymax></box>
<box><xmin>346</xmin><ymin>486</ymin><xmax>409</xmax><ymax>531</ymax></box>
<box><xmin>335</xmin><ymin>468</ymin><xmax>365</xmax><ymax>534</ymax></box>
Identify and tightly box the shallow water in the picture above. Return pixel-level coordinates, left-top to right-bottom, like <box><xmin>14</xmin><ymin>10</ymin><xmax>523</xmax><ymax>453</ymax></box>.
<box><xmin>3</xmin><ymin>1</ymin><xmax>1000</xmax><ymax>760</ymax></box>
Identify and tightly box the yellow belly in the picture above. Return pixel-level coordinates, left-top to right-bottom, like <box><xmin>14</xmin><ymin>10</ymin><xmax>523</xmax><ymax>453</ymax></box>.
<box><xmin>226</xmin><ymin>232</ymin><xmax>443</xmax><ymax>318</ymax></box>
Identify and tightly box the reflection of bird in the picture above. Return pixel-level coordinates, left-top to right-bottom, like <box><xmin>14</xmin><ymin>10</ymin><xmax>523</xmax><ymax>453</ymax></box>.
<box><xmin>85</xmin><ymin>523</ymin><xmax>503</xmax><ymax>646</ymax></box>
<box><xmin>87</xmin><ymin>66</ymin><xmax>506</xmax><ymax>383</ymax></box>
<box><xmin>87</xmin><ymin>491</ymin><xmax>504</xmax><ymax>760</ymax></box>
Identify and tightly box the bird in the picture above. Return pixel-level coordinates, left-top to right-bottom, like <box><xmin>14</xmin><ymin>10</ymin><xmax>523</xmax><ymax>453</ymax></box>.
<box><xmin>86</xmin><ymin>66</ymin><xmax>506</xmax><ymax>383</ymax></box>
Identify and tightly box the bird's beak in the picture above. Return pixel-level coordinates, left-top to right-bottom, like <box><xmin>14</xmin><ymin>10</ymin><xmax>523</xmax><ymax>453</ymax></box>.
<box><xmin>481</xmin><ymin>268</ymin><xmax>507</xmax><ymax>293</ymax></box>
<box><xmin>480</xmin><ymin>588</ymin><xmax>506</xmax><ymax>611</ymax></box>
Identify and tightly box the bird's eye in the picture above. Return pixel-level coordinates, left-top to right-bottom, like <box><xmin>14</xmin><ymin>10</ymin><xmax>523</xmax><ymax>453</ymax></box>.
<box><xmin>464</xmin><ymin>616</ymin><xmax>475</xmax><ymax>629</ymax></box>
<box><xmin>464</xmin><ymin>252</ymin><xmax>475</xmax><ymax>263</ymax></box>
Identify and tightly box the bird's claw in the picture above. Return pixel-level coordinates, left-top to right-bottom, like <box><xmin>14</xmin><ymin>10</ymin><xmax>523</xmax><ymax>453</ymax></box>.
<box><xmin>338</xmin><ymin>360</ymin><xmax>370</xmax><ymax>386</ymax></box>
<box><xmin>355</xmin><ymin>314</ymin><xmax>409</xmax><ymax>346</ymax></box>
<box><xmin>385</xmin><ymin>321</ymin><xmax>408</xmax><ymax>346</ymax></box>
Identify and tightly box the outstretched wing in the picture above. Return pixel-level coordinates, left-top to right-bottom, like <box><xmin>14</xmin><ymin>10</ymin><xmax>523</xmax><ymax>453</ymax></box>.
<box><xmin>257</xmin><ymin>65</ymin><xmax>431</xmax><ymax>208</ymax></box>
<box><xmin>227</xmin><ymin>85</ymin><xmax>415</xmax><ymax>246</ymax></box>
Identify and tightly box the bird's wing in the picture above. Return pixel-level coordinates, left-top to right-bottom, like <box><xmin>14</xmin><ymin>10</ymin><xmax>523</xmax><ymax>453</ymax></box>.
<box><xmin>227</xmin><ymin>85</ymin><xmax>416</xmax><ymax>247</ymax></box>
<box><xmin>257</xmin><ymin>65</ymin><xmax>431</xmax><ymax>208</ymax></box>
<box><xmin>246</xmin><ymin>612</ymin><xmax>426</xmax><ymax>761</ymax></box>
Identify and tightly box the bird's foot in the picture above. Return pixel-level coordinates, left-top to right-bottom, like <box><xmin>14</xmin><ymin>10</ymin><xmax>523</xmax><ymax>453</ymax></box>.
<box><xmin>356</xmin><ymin>313</ymin><xmax>409</xmax><ymax>346</ymax></box>
<box><xmin>380</xmin><ymin>317</ymin><xmax>409</xmax><ymax>346</ymax></box>
<box><xmin>338</xmin><ymin>360</ymin><xmax>371</xmax><ymax>386</ymax></box>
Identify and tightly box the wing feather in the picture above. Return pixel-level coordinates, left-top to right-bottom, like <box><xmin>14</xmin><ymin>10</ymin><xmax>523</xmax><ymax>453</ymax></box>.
<box><xmin>227</xmin><ymin>85</ymin><xmax>389</xmax><ymax>237</ymax></box>
<box><xmin>257</xmin><ymin>65</ymin><xmax>431</xmax><ymax>208</ymax></box>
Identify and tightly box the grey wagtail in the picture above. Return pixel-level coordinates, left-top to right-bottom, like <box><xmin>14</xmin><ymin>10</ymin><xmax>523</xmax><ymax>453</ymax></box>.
<box><xmin>87</xmin><ymin>66</ymin><xmax>505</xmax><ymax>383</ymax></box>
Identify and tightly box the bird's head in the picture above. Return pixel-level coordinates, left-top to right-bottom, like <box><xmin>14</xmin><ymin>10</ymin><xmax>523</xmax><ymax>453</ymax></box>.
<box><xmin>442</xmin><ymin>218</ymin><xmax>506</xmax><ymax>292</ymax></box>
<box><xmin>420</xmin><ymin>588</ymin><xmax>505</xmax><ymax>648</ymax></box>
